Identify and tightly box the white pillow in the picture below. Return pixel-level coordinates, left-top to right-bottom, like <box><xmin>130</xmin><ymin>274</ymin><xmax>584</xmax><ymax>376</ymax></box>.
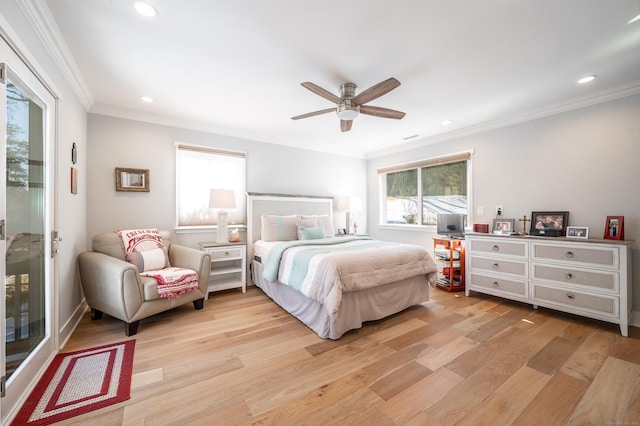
<box><xmin>126</xmin><ymin>247</ymin><xmax>170</xmax><ymax>272</ymax></box>
<box><xmin>300</xmin><ymin>215</ymin><xmax>335</xmax><ymax>238</ymax></box>
<box><xmin>261</xmin><ymin>215</ymin><xmax>299</xmax><ymax>241</ymax></box>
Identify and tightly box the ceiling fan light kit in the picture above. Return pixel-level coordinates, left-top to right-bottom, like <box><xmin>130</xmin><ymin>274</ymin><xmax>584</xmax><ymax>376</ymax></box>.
<box><xmin>292</xmin><ymin>77</ymin><xmax>405</xmax><ymax>132</ymax></box>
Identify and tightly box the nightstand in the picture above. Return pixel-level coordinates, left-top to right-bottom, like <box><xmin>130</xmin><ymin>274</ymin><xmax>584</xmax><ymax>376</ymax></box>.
<box><xmin>199</xmin><ymin>242</ymin><xmax>246</xmax><ymax>299</ymax></box>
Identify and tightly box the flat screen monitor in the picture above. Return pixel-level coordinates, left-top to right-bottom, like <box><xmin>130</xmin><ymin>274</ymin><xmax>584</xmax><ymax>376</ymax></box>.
<box><xmin>436</xmin><ymin>213</ymin><xmax>465</xmax><ymax>237</ymax></box>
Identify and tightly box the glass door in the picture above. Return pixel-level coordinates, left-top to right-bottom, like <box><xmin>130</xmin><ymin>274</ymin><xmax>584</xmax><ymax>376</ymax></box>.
<box><xmin>1</xmin><ymin>37</ymin><xmax>57</xmax><ymax>422</ymax></box>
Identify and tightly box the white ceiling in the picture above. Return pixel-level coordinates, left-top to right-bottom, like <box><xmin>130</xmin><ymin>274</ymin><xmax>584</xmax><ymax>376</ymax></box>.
<box><xmin>44</xmin><ymin>0</ymin><xmax>640</xmax><ymax>158</ymax></box>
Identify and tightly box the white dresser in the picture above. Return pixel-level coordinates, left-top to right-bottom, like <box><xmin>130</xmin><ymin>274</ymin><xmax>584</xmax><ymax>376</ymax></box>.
<box><xmin>465</xmin><ymin>233</ymin><xmax>633</xmax><ymax>336</ymax></box>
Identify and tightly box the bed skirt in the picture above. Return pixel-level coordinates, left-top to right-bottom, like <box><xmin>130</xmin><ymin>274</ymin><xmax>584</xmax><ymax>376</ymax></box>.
<box><xmin>251</xmin><ymin>260</ymin><xmax>433</xmax><ymax>339</ymax></box>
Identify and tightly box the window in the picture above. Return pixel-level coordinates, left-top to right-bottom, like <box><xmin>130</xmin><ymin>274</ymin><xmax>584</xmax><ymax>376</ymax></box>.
<box><xmin>379</xmin><ymin>152</ymin><xmax>471</xmax><ymax>226</ymax></box>
<box><xmin>176</xmin><ymin>144</ymin><xmax>246</xmax><ymax>228</ymax></box>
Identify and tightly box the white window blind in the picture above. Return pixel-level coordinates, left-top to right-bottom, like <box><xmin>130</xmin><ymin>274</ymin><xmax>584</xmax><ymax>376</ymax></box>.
<box><xmin>176</xmin><ymin>144</ymin><xmax>246</xmax><ymax>227</ymax></box>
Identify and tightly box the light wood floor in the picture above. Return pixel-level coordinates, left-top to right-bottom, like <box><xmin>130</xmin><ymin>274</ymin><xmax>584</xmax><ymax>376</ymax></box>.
<box><xmin>57</xmin><ymin>285</ymin><xmax>640</xmax><ymax>425</ymax></box>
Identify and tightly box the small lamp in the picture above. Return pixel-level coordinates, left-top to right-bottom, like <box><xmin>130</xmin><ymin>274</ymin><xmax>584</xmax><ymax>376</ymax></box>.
<box><xmin>334</xmin><ymin>196</ymin><xmax>351</xmax><ymax>234</ymax></box>
<box><xmin>209</xmin><ymin>189</ymin><xmax>236</xmax><ymax>243</ymax></box>
<box><xmin>350</xmin><ymin>197</ymin><xmax>362</xmax><ymax>235</ymax></box>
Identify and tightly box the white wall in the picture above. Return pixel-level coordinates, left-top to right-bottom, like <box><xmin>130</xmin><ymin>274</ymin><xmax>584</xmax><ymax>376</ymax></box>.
<box><xmin>1</xmin><ymin>2</ymin><xmax>89</xmax><ymax>345</ymax></box>
<box><xmin>87</xmin><ymin>114</ymin><xmax>367</xmax><ymax>247</ymax></box>
<box><xmin>367</xmin><ymin>94</ymin><xmax>640</xmax><ymax>313</ymax></box>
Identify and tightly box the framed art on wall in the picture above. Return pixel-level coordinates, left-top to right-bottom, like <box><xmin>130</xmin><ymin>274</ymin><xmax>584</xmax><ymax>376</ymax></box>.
<box><xmin>70</xmin><ymin>167</ymin><xmax>77</xmax><ymax>194</ymax></box>
<box><xmin>604</xmin><ymin>216</ymin><xmax>624</xmax><ymax>240</ymax></box>
<box><xmin>115</xmin><ymin>167</ymin><xmax>149</xmax><ymax>192</ymax></box>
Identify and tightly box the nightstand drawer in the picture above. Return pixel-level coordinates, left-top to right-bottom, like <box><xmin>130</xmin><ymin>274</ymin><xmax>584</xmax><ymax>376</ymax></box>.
<box><xmin>532</xmin><ymin>284</ymin><xmax>618</xmax><ymax>317</ymax></box>
<box><xmin>470</xmin><ymin>256</ymin><xmax>527</xmax><ymax>277</ymax></box>
<box><xmin>532</xmin><ymin>264</ymin><xmax>618</xmax><ymax>293</ymax></box>
<box><xmin>468</xmin><ymin>238</ymin><xmax>527</xmax><ymax>258</ymax></box>
<box><xmin>208</xmin><ymin>247</ymin><xmax>243</xmax><ymax>260</ymax></box>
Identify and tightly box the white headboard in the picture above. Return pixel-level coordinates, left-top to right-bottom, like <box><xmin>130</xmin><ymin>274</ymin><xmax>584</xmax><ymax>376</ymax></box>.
<box><xmin>246</xmin><ymin>192</ymin><xmax>333</xmax><ymax>261</ymax></box>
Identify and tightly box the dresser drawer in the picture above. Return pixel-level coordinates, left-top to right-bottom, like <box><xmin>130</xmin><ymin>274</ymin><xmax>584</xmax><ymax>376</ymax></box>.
<box><xmin>532</xmin><ymin>284</ymin><xmax>618</xmax><ymax>318</ymax></box>
<box><xmin>531</xmin><ymin>243</ymin><xmax>618</xmax><ymax>269</ymax></box>
<box><xmin>469</xmin><ymin>273</ymin><xmax>528</xmax><ymax>298</ymax></box>
<box><xmin>470</xmin><ymin>256</ymin><xmax>528</xmax><ymax>277</ymax></box>
<box><xmin>468</xmin><ymin>238</ymin><xmax>528</xmax><ymax>258</ymax></box>
<box><xmin>208</xmin><ymin>247</ymin><xmax>243</xmax><ymax>260</ymax></box>
<box><xmin>532</xmin><ymin>264</ymin><xmax>618</xmax><ymax>293</ymax></box>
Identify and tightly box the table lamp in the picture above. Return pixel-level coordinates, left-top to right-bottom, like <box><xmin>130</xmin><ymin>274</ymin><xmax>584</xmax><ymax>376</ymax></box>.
<box><xmin>209</xmin><ymin>189</ymin><xmax>236</xmax><ymax>243</ymax></box>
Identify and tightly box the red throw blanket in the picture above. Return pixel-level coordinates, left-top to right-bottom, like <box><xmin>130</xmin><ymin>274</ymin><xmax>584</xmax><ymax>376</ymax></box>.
<box><xmin>141</xmin><ymin>267</ymin><xmax>200</xmax><ymax>299</ymax></box>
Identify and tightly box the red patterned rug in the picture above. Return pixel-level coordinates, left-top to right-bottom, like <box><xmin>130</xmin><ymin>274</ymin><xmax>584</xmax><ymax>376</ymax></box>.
<box><xmin>12</xmin><ymin>340</ymin><xmax>135</xmax><ymax>425</ymax></box>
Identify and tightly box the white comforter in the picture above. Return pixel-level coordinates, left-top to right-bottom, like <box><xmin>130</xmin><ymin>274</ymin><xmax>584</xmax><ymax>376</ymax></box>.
<box><xmin>262</xmin><ymin>237</ymin><xmax>437</xmax><ymax>322</ymax></box>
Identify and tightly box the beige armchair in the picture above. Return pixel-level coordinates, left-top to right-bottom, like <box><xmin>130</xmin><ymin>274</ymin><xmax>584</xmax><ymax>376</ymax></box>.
<box><xmin>78</xmin><ymin>231</ymin><xmax>211</xmax><ymax>336</ymax></box>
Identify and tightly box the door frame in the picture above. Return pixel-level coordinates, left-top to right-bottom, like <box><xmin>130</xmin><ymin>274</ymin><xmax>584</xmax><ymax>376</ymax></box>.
<box><xmin>0</xmin><ymin>28</ymin><xmax>60</xmax><ymax>423</ymax></box>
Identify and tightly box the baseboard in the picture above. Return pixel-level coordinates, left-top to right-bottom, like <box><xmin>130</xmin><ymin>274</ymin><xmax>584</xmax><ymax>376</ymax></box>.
<box><xmin>58</xmin><ymin>299</ymin><xmax>89</xmax><ymax>350</ymax></box>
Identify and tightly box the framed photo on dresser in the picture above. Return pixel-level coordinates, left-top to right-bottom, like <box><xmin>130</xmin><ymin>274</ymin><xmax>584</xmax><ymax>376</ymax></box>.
<box><xmin>604</xmin><ymin>216</ymin><xmax>624</xmax><ymax>240</ymax></box>
<box><xmin>530</xmin><ymin>211</ymin><xmax>568</xmax><ymax>237</ymax></box>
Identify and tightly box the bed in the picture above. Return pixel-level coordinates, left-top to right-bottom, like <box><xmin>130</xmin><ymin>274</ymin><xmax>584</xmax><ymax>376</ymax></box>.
<box><xmin>247</xmin><ymin>193</ymin><xmax>438</xmax><ymax>339</ymax></box>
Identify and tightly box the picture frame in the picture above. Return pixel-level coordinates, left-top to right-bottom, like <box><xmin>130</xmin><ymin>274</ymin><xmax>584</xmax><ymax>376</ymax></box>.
<box><xmin>115</xmin><ymin>167</ymin><xmax>149</xmax><ymax>192</ymax></box>
<box><xmin>603</xmin><ymin>216</ymin><xmax>624</xmax><ymax>240</ymax></box>
<box><xmin>492</xmin><ymin>218</ymin><xmax>515</xmax><ymax>235</ymax></box>
<box><xmin>70</xmin><ymin>167</ymin><xmax>78</xmax><ymax>194</ymax></box>
<box><xmin>530</xmin><ymin>211</ymin><xmax>569</xmax><ymax>237</ymax></box>
<box><xmin>566</xmin><ymin>226</ymin><xmax>588</xmax><ymax>239</ymax></box>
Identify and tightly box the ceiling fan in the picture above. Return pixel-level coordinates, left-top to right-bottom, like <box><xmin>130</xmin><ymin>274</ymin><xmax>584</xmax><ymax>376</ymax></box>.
<box><xmin>291</xmin><ymin>77</ymin><xmax>406</xmax><ymax>132</ymax></box>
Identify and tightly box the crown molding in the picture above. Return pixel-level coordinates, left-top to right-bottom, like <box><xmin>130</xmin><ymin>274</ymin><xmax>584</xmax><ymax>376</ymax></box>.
<box><xmin>367</xmin><ymin>80</ymin><xmax>640</xmax><ymax>159</ymax></box>
<box><xmin>17</xmin><ymin>0</ymin><xmax>94</xmax><ymax>110</ymax></box>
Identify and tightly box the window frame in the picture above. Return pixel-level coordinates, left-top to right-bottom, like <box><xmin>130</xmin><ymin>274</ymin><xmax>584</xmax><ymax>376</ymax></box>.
<box><xmin>378</xmin><ymin>150</ymin><xmax>473</xmax><ymax>231</ymax></box>
<box><xmin>175</xmin><ymin>143</ymin><xmax>246</xmax><ymax>232</ymax></box>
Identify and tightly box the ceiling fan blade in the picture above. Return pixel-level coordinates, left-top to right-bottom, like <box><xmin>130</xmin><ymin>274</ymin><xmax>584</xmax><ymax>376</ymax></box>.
<box><xmin>359</xmin><ymin>105</ymin><xmax>405</xmax><ymax>120</ymax></box>
<box><xmin>291</xmin><ymin>108</ymin><xmax>335</xmax><ymax>120</ymax></box>
<box><xmin>340</xmin><ymin>120</ymin><xmax>353</xmax><ymax>132</ymax></box>
<box><xmin>352</xmin><ymin>78</ymin><xmax>401</xmax><ymax>105</ymax></box>
<box><xmin>301</xmin><ymin>82</ymin><xmax>342</xmax><ymax>104</ymax></box>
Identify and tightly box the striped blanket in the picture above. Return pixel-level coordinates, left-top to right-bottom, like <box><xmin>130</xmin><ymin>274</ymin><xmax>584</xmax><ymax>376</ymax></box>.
<box><xmin>263</xmin><ymin>236</ymin><xmax>436</xmax><ymax>321</ymax></box>
<box><xmin>141</xmin><ymin>267</ymin><xmax>200</xmax><ymax>299</ymax></box>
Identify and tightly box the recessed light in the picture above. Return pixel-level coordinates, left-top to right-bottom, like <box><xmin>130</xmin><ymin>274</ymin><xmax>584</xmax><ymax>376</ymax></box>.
<box><xmin>577</xmin><ymin>75</ymin><xmax>597</xmax><ymax>84</ymax></box>
<box><xmin>134</xmin><ymin>1</ymin><xmax>158</xmax><ymax>17</ymax></box>
<box><xmin>140</xmin><ymin>95</ymin><xmax>154</xmax><ymax>103</ymax></box>
<box><xmin>441</xmin><ymin>120</ymin><xmax>452</xmax><ymax>125</ymax></box>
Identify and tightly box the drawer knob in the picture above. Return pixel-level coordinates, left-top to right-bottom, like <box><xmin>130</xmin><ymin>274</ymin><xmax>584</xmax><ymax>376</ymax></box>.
<box><xmin>492</xmin><ymin>281</ymin><xmax>499</xmax><ymax>288</ymax></box>
<box><xmin>492</xmin><ymin>263</ymin><xmax>499</xmax><ymax>269</ymax></box>
<box><xmin>565</xmin><ymin>273</ymin><xmax>573</xmax><ymax>279</ymax></box>
<box><xmin>565</xmin><ymin>251</ymin><xmax>574</xmax><ymax>258</ymax></box>
<box><xmin>566</xmin><ymin>293</ymin><xmax>575</xmax><ymax>299</ymax></box>
<box><xmin>492</xmin><ymin>245</ymin><xmax>499</xmax><ymax>251</ymax></box>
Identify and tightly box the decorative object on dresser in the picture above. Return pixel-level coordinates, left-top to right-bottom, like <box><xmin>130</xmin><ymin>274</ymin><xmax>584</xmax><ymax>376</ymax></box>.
<box><xmin>472</xmin><ymin>223</ymin><xmax>490</xmax><ymax>233</ymax></box>
<box><xmin>566</xmin><ymin>226</ymin><xmax>589</xmax><ymax>239</ymax></box>
<box><xmin>433</xmin><ymin>237</ymin><xmax>465</xmax><ymax>292</ymax></box>
<box><xmin>465</xmin><ymin>233</ymin><xmax>633</xmax><ymax>336</ymax></box>
<box><xmin>209</xmin><ymin>188</ymin><xmax>236</xmax><ymax>243</ymax></box>
<box><xmin>199</xmin><ymin>241</ymin><xmax>246</xmax><ymax>299</ymax></box>
<box><xmin>518</xmin><ymin>215</ymin><xmax>530</xmax><ymax>235</ymax></box>
<box><xmin>604</xmin><ymin>216</ymin><xmax>624</xmax><ymax>240</ymax></box>
<box><xmin>115</xmin><ymin>167</ymin><xmax>149</xmax><ymax>192</ymax></box>
<box><xmin>530</xmin><ymin>211</ymin><xmax>569</xmax><ymax>237</ymax></box>
<box><xmin>492</xmin><ymin>218</ymin><xmax>515</xmax><ymax>235</ymax></box>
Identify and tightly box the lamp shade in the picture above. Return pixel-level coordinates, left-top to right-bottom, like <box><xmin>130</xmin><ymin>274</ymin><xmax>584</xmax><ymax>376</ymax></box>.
<box><xmin>209</xmin><ymin>189</ymin><xmax>236</xmax><ymax>209</ymax></box>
